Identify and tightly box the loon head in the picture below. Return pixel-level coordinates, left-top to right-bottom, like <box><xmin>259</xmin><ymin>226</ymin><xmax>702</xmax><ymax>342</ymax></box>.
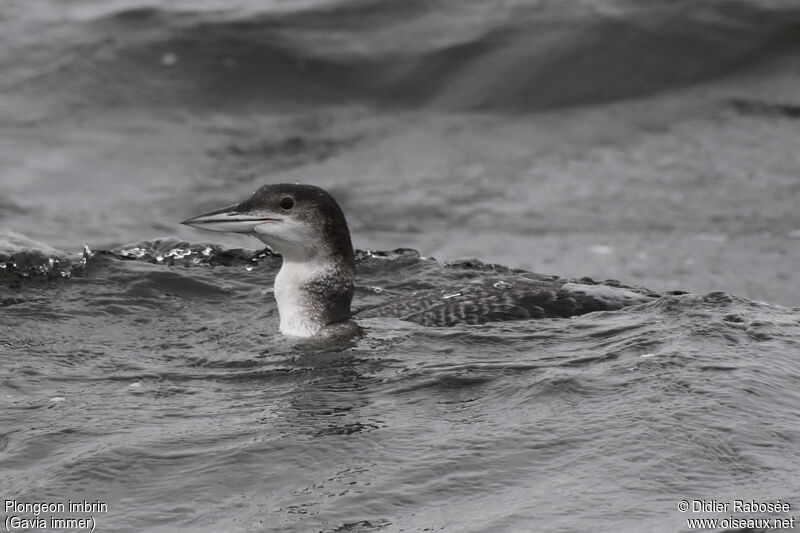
<box><xmin>182</xmin><ymin>183</ymin><xmax>355</xmax><ymax>337</ymax></box>
<box><xmin>181</xmin><ymin>183</ymin><xmax>354</xmax><ymax>264</ymax></box>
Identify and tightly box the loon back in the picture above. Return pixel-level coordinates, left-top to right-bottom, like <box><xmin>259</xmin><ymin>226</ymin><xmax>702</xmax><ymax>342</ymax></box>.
<box><xmin>357</xmin><ymin>279</ymin><xmax>657</xmax><ymax>327</ymax></box>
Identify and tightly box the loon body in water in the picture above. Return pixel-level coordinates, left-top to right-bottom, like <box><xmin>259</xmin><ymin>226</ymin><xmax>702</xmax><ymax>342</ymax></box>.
<box><xmin>182</xmin><ymin>184</ymin><xmax>657</xmax><ymax>337</ymax></box>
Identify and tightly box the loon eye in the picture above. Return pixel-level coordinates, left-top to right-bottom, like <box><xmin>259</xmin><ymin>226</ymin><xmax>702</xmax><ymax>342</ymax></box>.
<box><xmin>279</xmin><ymin>196</ymin><xmax>295</xmax><ymax>210</ymax></box>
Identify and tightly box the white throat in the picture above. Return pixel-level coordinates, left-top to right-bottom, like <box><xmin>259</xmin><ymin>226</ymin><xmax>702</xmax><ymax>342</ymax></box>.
<box><xmin>273</xmin><ymin>258</ymin><xmax>332</xmax><ymax>337</ymax></box>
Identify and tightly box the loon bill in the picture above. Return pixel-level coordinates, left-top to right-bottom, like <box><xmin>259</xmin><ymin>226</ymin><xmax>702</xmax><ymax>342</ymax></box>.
<box><xmin>181</xmin><ymin>183</ymin><xmax>659</xmax><ymax>337</ymax></box>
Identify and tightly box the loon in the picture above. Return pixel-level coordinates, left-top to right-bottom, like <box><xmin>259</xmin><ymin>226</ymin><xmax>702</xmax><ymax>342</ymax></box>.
<box><xmin>181</xmin><ymin>183</ymin><xmax>658</xmax><ymax>337</ymax></box>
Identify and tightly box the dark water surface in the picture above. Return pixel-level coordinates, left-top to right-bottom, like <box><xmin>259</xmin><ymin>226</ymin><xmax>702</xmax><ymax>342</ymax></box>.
<box><xmin>3</xmin><ymin>243</ymin><xmax>800</xmax><ymax>532</ymax></box>
<box><xmin>3</xmin><ymin>1</ymin><xmax>800</xmax><ymax>532</ymax></box>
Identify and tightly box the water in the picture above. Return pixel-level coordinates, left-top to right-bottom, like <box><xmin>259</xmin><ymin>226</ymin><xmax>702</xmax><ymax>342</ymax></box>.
<box><xmin>3</xmin><ymin>1</ymin><xmax>800</xmax><ymax>532</ymax></box>
<box><xmin>3</xmin><ymin>242</ymin><xmax>800</xmax><ymax>532</ymax></box>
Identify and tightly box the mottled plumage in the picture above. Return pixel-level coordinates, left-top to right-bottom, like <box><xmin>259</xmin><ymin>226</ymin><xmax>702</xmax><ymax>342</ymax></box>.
<box><xmin>357</xmin><ymin>279</ymin><xmax>656</xmax><ymax>326</ymax></box>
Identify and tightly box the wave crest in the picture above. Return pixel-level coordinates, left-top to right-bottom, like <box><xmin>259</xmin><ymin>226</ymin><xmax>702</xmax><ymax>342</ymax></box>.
<box><xmin>9</xmin><ymin>0</ymin><xmax>800</xmax><ymax>111</ymax></box>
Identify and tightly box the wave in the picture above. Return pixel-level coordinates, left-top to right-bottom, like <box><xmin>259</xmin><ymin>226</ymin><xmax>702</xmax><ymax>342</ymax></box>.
<box><xmin>0</xmin><ymin>237</ymin><xmax>260</xmax><ymax>282</ymax></box>
<box><xmin>0</xmin><ymin>236</ymin><xmax>765</xmax><ymax>315</ymax></box>
<box><xmin>6</xmin><ymin>0</ymin><xmax>800</xmax><ymax>112</ymax></box>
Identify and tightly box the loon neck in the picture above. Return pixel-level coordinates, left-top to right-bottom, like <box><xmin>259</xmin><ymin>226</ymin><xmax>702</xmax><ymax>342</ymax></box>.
<box><xmin>273</xmin><ymin>253</ymin><xmax>355</xmax><ymax>337</ymax></box>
